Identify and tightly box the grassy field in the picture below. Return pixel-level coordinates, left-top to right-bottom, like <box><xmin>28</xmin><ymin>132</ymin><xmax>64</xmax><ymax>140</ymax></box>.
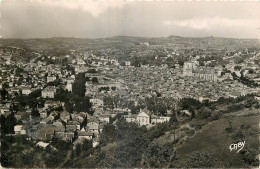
<box><xmin>176</xmin><ymin>110</ymin><xmax>259</xmax><ymax>167</ymax></box>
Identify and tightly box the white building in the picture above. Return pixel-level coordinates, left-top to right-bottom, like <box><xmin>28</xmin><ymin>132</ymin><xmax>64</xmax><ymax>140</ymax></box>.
<box><xmin>41</xmin><ymin>86</ymin><xmax>56</xmax><ymax>98</ymax></box>
<box><xmin>14</xmin><ymin>125</ymin><xmax>23</xmax><ymax>134</ymax></box>
<box><xmin>47</xmin><ymin>76</ymin><xmax>56</xmax><ymax>83</ymax></box>
<box><xmin>66</xmin><ymin>83</ymin><xmax>72</xmax><ymax>92</ymax></box>
<box><xmin>125</xmin><ymin>61</ymin><xmax>131</xmax><ymax>66</ymax></box>
<box><xmin>183</xmin><ymin>61</ymin><xmax>198</xmax><ymax>76</ymax></box>
<box><xmin>90</xmin><ymin>98</ymin><xmax>104</xmax><ymax>108</ymax></box>
<box><xmin>21</xmin><ymin>87</ymin><xmax>31</xmax><ymax>95</ymax></box>
<box><xmin>137</xmin><ymin>109</ymin><xmax>150</xmax><ymax>126</ymax></box>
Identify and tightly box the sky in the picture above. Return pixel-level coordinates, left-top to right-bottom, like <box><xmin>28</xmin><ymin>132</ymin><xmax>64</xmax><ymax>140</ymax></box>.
<box><xmin>1</xmin><ymin>0</ymin><xmax>260</xmax><ymax>39</ymax></box>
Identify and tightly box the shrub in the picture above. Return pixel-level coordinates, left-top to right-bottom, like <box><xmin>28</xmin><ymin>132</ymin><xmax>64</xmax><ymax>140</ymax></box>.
<box><xmin>197</xmin><ymin>109</ymin><xmax>211</xmax><ymax>119</ymax></box>
<box><xmin>185</xmin><ymin>151</ymin><xmax>219</xmax><ymax>168</ymax></box>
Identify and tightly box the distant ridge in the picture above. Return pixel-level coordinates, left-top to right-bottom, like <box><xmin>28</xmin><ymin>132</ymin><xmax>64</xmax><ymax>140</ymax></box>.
<box><xmin>1</xmin><ymin>35</ymin><xmax>260</xmax><ymax>41</ymax></box>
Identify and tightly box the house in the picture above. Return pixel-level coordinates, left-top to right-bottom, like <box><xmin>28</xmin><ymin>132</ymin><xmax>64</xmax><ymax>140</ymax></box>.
<box><xmin>90</xmin><ymin>98</ymin><xmax>104</xmax><ymax>108</ymax></box>
<box><xmin>47</xmin><ymin>76</ymin><xmax>56</xmax><ymax>83</ymax></box>
<box><xmin>40</xmin><ymin>111</ymin><xmax>48</xmax><ymax>119</ymax></box>
<box><xmin>98</xmin><ymin>114</ymin><xmax>110</xmax><ymax>123</ymax></box>
<box><xmin>125</xmin><ymin>114</ymin><xmax>137</xmax><ymax>123</ymax></box>
<box><xmin>151</xmin><ymin>115</ymin><xmax>163</xmax><ymax>124</ymax></box>
<box><xmin>21</xmin><ymin>87</ymin><xmax>31</xmax><ymax>95</ymax></box>
<box><xmin>199</xmin><ymin>96</ymin><xmax>210</xmax><ymax>103</ymax></box>
<box><xmin>44</xmin><ymin>100</ymin><xmax>61</xmax><ymax>108</ymax></box>
<box><xmin>36</xmin><ymin>142</ymin><xmax>49</xmax><ymax>149</ymax></box>
<box><xmin>37</xmin><ymin>127</ymin><xmax>55</xmax><ymax>142</ymax></box>
<box><xmin>125</xmin><ymin>61</ymin><xmax>131</xmax><ymax>66</ymax></box>
<box><xmin>62</xmin><ymin>132</ymin><xmax>75</xmax><ymax>142</ymax></box>
<box><xmin>78</xmin><ymin>130</ymin><xmax>94</xmax><ymax>140</ymax></box>
<box><xmin>15</xmin><ymin>111</ymin><xmax>24</xmax><ymax>121</ymax></box>
<box><xmin>71</xmin><ymin>113</ymin><xmax>86</xmax><ymax>124</ymax></box>
<box><xmin>14</xmin><ymin>125</ymin><xmax>23</xmax><ymax>134</ymax></box>
<box><xmin>229</xmin><ymin>91</ymin><xmax>241</xmax><ymax>98</ymax></box>
<box><xmin>54</xmin><ymin>126</ymin><xmax>66</xmax><ymax>139</ymax></box>
<box><xmin>53</xmin><ymin>120</ymin><xmax>64</xmax><ymax>127</ymax></box>
<box><xmin>41</xmin><ymin>86</ymin><xmax>56</xmax><ymax>98</ymax></box>
<box><xmin>137</xmin><ymin>109</ymin><xmax>151</xmax><ymax>126</ymax></box>
<box><xmin>60</xmin><ymin>111</ymin><xmax>71</xmax><ymax>123</ymax></box>
<box><xmin>40</xmin><ymin>116</ymin><xmax>54</xmax><ymax>124</ymax></box>
<box><xmin>0</xmin><ymin>106</ymin><xmax>10</xmax><ymax>117</ymax></box>
<box><xmin>87</xmin><ymin>121</ymin><xmax>99</xmax><ymax>135</ymax></box>
<box><xmin>66</xmin><ymin>121</ymin><xmax>80</xmax><ymax>131</ymax></box>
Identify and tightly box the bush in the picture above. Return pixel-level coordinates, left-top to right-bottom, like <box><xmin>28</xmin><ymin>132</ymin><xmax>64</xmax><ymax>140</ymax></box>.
<box><xmin>232</xmin><ymin>130</ymin><xmax>245</xmax><ymax>141</ymax></box>
<box><xmin>240</xmin><ymin>148</ymin><xmax>259</xmax><ymax>167</ymax></box>
<box><xmin>185</xmin><ymin>151</ymin><xmax>219</xmax><ymax>168</ymax></box>
<box><xmin>190</xmin><ymin>120</ymin><xmax>206</xmax><ymax>130</ymax></box>
<box><xmin>197</xmin><ymin>109</ymin><xmax>211</xmax><ymax>119</ymax></box>
<box><xmin>210</xmin><ymin>113</ymin><xmax>221</xmax><ymax>121</ymax></box>
<box><xmin>142</xmin><ymin>142</ymin><xmax>176</xmax><ymax>168</ymax></box>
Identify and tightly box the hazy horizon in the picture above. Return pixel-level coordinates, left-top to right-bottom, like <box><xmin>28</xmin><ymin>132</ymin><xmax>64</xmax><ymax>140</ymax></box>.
<box><xmin>2</xmin><ymin>35</ymin><xmax>260</xmax><ymax>40</ymax></box>
<box><xmin>1</xmin><ymin>1</ymin><xmax>260</xmax><ymax>39</ymax></box>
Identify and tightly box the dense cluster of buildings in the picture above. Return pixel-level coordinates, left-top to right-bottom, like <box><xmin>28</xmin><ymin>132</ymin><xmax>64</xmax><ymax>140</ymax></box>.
<box><xmin>183</xmin><ymin>61</ymin><xmax>218</xmax><ymax>82</ymax></box>
<box><xmin>1</xmin><ymin>42</ymin><xmax>260</xmax><ymax>148</ymax></box>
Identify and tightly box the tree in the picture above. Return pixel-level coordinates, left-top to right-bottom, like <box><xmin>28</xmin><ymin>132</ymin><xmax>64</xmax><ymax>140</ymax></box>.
<box><xmin>72</xmin><ymin>73</ymin><xmax>86</xmax><ymax>97</ymax></box>
<box><xmin>65</xmin><ymin>101</ymin><xmax>73</xmax><ymax>113</ymax></box>
<box><xmin>0</xmin><ymin>88</ymin><xmax>8</xmax><ymax>100</ymax></box>
<box><xmin>169</xmin><ymin>110</ymin><xmax>178</xmax><ymax>125</ymax></box>
<box><xmin>50</xmin><ymin>138</ymin><xmax>73</xmax><ymax>151</ymax></box>
<box><xmin>15</xmin><ymin>68</ymin><xmax>24</xmax><ymax>76</ymax></box>
<box><xmin>54</xmin><ymin>88</ymin><xmax>71</xmax><ymax>102</ymax></box>
<box><xmin>75</xmin><ymin>144</ymin><xmax>81</xmax><ymax>156</ymax></box>
<box><xmin>248</xmin><ymin>69</ymin><xmax>254</xmax><ymax>74</ymax></box>
<box><xmin>100</xmin><ymin>124</ymin><xmax>116</xmax><ymax>145</ymax></box>
<box><xmin>234</xmin><ymin>66</ymin><xmax>242</xmax><ymax>71</ymax></box>
<box><xmin>74</xmin><ymin>97</ymin><xmax>92</xmax><ymax>112</ymax></box>
<box><xmin>92</xmin><ymin>77</ymin><xmax>99</xmax><ymax>83</ymax></box>
<box><xmin>114</xmin><ymin>120</ymin><xmax>149</xmax><ymax>167</ymax></box>
<box><xmin>81</xmin><ymin>139</ymin><xmax>93</xmax><ymax>151</ymax></box>
<box><xmin>2</xmin><ymin>113</ymin><xmax>17</xmax><ymax>134</ymax></box>
<box><xmin>240</xmin><ymin>148</ymin><xmax>259</xmax><ymax>167</ymax></box>
<box><xmin>31</xmin><ymin>108</ymin><xmax>40</xmax><ymax>118</ymax></box>
<box><xmin>142</xmin><ymin>142</ymin><xmax>176</xmax><ymax>168</ymax></box>
<box><xmin>169</xmin><ymin>110</ymin><xmax>178</xmax><ymax>141</ymax></box>
<box><xmin>178</xmin><ymin>98</ymin><xmax>201</xmax><ymax>111</ymax></box>
<box><xmin>185</xmin><ymin>151</ymin><xmax>219</xmax><ymax>168</ymax></box>
<box><xmin>45</xmin><ymin>151</ymin><xmax>67</xmax><ymax>167</ymax></box>
<box><xmin>197</xmin><ymin>108</ymin><xmax>211</xmax><ymax>119</ymax></box>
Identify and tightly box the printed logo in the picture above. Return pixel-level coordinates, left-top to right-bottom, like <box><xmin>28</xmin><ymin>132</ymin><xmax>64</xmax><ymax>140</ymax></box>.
<box><xmin>229</xmin><ymin>141</ymin><xmax>245</xmax><ymax>153</ymax></box>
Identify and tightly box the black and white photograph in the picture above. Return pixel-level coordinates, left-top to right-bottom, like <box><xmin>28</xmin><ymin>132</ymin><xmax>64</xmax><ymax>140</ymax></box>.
<box><xmin>0</xmin><ymin>0</ymin><xmax>259</xmax><ymax>168</ymax></box>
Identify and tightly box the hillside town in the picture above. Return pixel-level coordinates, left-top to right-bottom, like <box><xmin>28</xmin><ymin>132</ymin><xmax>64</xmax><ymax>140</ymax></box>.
<box><xmin>1</xmin><ymin>38</ymin><xmax>259</xmax><ymax>149</ymax></box>
<box><xmin>2</xmin><ymin>0</ymin><xmax>260</xmax><ymax>167</ymax></box>
<box><xmin>0</xmin><ymin>37</ymin><xmax>260</xmax><ymax>169</ymax></box>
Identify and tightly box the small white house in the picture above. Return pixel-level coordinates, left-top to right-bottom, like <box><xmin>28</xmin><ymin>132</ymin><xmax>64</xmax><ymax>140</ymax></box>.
<box><xmin>14</xmin><ymin>125</ymin><xmax>23</xmax><ymax>134</ymax></box>
<box><xmin>125</xmin><ymin>61</ymin><xmax>131</xmax><ymax>66</ymax></box>
<box><xmin>137</xmin><ymin>109</ymin><xmax>150</xmax><ymax>126</ymax></box>
<box><xmin>21</xmin><ymin>87</ymin><xmax>31</xmax><ymax>95</ymax></box>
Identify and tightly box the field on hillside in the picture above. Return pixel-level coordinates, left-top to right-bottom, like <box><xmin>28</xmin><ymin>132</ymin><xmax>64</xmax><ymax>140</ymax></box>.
<box><xmin>176</xmin><ymin>111</ymin><xmax>259</xmax><ymax>167</ymax></box>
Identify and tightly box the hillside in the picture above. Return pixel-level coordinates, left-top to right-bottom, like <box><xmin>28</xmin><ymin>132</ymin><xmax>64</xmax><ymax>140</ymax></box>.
<box><xmin>175</xmin><ymin>110</ymin><xmax>259</xmax><ymax>167</ymax></box>
<box><xmin>55</xmin><ymin>96</ymin><xmax>259</xmax><ymax>168</ymax></box>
